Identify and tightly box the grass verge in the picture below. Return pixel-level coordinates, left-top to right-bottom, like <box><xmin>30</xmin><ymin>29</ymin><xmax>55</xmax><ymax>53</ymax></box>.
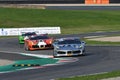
<box><xmin>58</xmin><ymin>70</ymin><xmax>120</xmax><ymax>80</ymax></box>
<box><xmin>84</xmin><ymin>39</ymin><xmax>120</xmax><ymax>46</ymax></box>
<box><xmin>83</xmin><ymin>35</ymin><xmax>120</xmax><ymax>45</ymax></box>
<box><xmin>0</xmin><ymin>8</ymin><xmax>120</xmax><ymax>34</ymax></box>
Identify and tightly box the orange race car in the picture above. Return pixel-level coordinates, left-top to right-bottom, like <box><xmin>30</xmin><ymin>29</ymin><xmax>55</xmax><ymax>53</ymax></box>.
<box><xmin>24</xmin><ymin>34</ymin><xmax>53</xmax><ymax>51</ymax></box>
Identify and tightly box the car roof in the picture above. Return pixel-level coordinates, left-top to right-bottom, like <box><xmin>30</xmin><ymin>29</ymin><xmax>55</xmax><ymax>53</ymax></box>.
<box><xmin>58</xmin><ymin>37</ymin><xmax>80</xmax><ymax>41</ymax></box>
<box><xmin>29</xmin><ymin>35</ymin><xmax>49</xmax><ymax>40</ymax></box>
<box><xmin>21</xmin><ymin>32</ymin><xmax>36</xmax><ymax>36</ymax></box>
<box><xmin>21</xmin><ymin>32</ymin><xmax>36</xmax><ymax>34</ymax></box>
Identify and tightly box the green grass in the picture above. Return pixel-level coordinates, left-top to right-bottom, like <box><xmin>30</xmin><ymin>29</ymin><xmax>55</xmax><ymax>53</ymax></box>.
<box><xmin>58</xmin><ymin>70</ymin><xmax>120</xmax><ymax>80</ymax></box>
<box><xmin>84</xmin><ymin>39</ymin><xmax>120</xmax><ymax>45</ymax></box>
<box><xmin>0</xmin><ymin>8</ymin><xmax>120</xmax><ymax>34</ymax></box>
<box><xmin>83</xmin><ymin>35</ymin><xmax>120</xmax><ymax>45</ymax></box>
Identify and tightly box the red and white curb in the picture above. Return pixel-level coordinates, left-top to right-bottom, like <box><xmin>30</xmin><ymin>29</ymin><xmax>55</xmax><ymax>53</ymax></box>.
<box><xmin>20</xmin><ymin>53</ymin><xmax>79</xmax><ymax>63</ymax></box>
<box><xmin>0</xmin><ymin>51</ymin><xmax>78</xmax><ymax>73</ymax></box>
<box><xmin>19</xmin><ymin>53</ymin><xmax>53</xmax><ymax>58</ymax></box>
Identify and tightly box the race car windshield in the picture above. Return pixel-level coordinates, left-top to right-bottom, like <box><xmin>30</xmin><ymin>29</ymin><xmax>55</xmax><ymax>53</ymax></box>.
<box><xmin>30</xmin><ymin>36</ymin><xmax>49</xmax><ymax>40</ymax></box>
<box><xmin>22</xmin><ymin>32</ymin><xmax>36</xmax><ymax>36</ymax></box>
<box><xmin>58</xmin><ymin>40</ymin><xmax>81</xmax><ymax>44</ymax></box>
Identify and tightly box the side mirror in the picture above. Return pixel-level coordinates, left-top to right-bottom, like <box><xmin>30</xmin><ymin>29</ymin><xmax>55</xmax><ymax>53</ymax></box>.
<box><xmin>81</xmin><ymin>41</ymin><xmax>86</xmax><ymax>44</ymax></box>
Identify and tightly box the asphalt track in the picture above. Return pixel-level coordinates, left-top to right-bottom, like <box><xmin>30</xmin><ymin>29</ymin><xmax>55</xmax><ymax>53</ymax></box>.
<box><xmin>0</xmin><ymin>31</ymin><xmax>120</xmax><ymax>80</ymax></box>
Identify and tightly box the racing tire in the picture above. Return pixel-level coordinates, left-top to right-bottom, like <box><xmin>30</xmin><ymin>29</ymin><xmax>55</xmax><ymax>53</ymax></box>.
<box><xmin>53</xmin><ymin>50</ymin><xmax>58</xmax><ymax>58</ymax></box>
<box><xmin>53</xmin><ymin>55</ymin><xmax>59</xmax><ymax>58</ymax></box>
<box><xmin>80</xmin><ymin>51</ymin><xmax>85</xmax><ymax>56</ymax></box>
<box><xmin>80</xmin><ymin>49</ymin><xmax>86</xmax><ymax>56</ymax></box>
<box><xmin>81</xmin><ymin>54</ymin><xmax>85</xmax><ymax>56</ymax></box>
<box><xmin>24</xmin><ymin>45</ymin><xmax>30</xmax><ymax>51</ymax></box>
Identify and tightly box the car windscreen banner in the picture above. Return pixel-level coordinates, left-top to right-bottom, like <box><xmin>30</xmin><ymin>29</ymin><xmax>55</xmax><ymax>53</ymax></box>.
<box><xmin>0</xmin><ymin>27</ymin><xmax>61</xmax><ymax>36</ymax></box>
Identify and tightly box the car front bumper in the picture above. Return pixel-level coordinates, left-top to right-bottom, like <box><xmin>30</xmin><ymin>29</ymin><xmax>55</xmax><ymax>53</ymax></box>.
<box><xmin>54</xmin><ymin>49</ymin><xmax>84</xmax><ymax>57</ymax></box>
<box><xmin>29</xmin><ymin>44</ymin><xmax>53</xmax><ymax>50</ymax></box>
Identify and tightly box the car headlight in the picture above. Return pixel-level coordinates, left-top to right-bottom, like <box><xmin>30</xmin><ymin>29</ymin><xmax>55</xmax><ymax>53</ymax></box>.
<box><xmin>49</xmin><ymin>41</ymin><xmax>52</xmax><ymax>44</ymax></box>
<box><xmin>75</xmin><ymin>45</ymin><xmax>82</xmax><ymax>49</ymax></box>
<box><xmin>30</xmin><ymin>41</ymin><xmax>34</xmax><ymax>45</ymax></box>
<box><xmin>79</xmin><ymin>45</ymin><xmax>82</xmax><ymax>49</ymax></box>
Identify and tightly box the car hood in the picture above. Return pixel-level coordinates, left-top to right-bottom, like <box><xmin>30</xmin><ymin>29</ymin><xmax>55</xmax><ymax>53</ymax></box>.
<box><xmin>57</xmin><ymin>44</ymin><xmax>81</xmax><ymax>51</ymax></box>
